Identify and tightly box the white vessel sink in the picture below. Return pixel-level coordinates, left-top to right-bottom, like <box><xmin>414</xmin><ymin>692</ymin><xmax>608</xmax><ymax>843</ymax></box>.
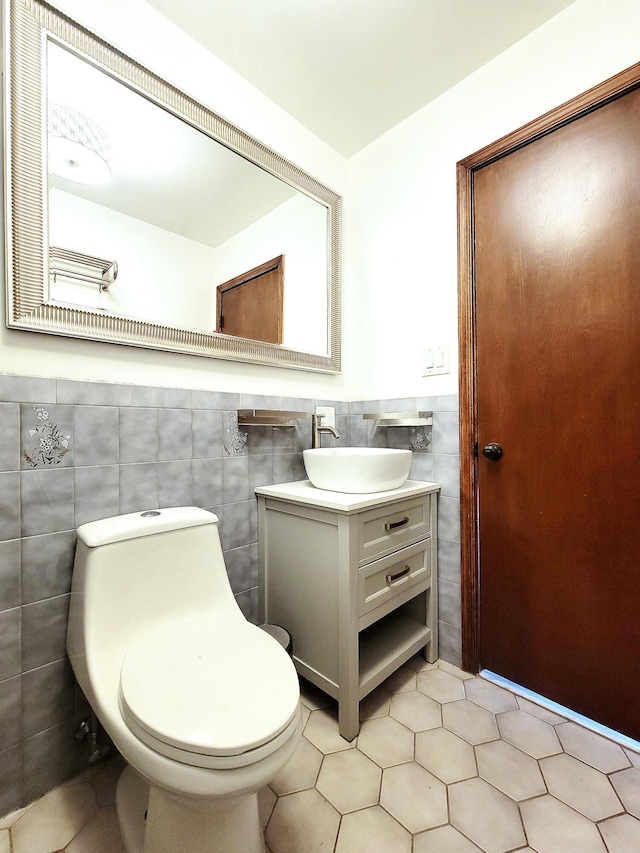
<box><xmin>303</xmin><ymin>447</ymin><xmax>412</xmax><ymax>494</ymax></box>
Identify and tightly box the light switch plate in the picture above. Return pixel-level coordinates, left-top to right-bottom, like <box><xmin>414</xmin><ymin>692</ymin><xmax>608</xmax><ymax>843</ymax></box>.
<box><xmin>421</xmin><ymin>344</ymin><xmax>450</xmax><ymax>376</ymax></box>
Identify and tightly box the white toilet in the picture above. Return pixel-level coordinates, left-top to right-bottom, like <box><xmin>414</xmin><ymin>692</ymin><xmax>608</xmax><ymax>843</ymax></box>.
<box><xmin>66</xmin><ymin>506</ymin><xmax>301</xmax><ymax>853</ymax></box>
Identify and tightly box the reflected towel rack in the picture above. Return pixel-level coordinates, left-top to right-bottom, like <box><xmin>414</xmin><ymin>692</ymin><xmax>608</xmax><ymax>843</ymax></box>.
<box><xmin>49</xmin><ymin>246</ymin><xmax>118</xmax><ymax>292</ymax></box>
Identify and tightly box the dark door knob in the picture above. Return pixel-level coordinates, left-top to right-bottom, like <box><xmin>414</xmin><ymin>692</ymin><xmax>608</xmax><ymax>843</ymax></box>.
<box><xmin>482</xmin><ymin>442</ymin><xmax>504</xmax><ymax>461</ymax></box>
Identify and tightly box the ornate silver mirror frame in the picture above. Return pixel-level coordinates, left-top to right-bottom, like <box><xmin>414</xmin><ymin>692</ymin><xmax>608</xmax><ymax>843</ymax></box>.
<box><xmin>4</xmin><ymin>0</ymin><xmax>342</xmax><ymax>372</ymax></box>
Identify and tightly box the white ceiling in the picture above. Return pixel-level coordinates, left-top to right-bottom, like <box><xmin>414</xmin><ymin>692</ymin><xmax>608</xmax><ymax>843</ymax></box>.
<box><xmin>145</xmin><ymin>0</ymin><xmax>577</xmax><ymax>157</ymax></box>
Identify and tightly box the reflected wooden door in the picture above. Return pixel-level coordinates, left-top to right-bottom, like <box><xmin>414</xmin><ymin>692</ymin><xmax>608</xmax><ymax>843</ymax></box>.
<box><xmin>471</xmin><ymin>83</ymin><xmax>640</xmax><ymax>738</ymax></box>
<box><xmin>216</xmin><ymin>255</ymin><xmax>283</xmax><ymax>344</ymax></box>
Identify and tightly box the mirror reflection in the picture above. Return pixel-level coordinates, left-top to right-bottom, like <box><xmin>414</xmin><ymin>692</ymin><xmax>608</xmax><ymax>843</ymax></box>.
<box><xmin>46</xmin><ymin>41</ymin><xmax>329</xmax><ymax>355</ymax></box>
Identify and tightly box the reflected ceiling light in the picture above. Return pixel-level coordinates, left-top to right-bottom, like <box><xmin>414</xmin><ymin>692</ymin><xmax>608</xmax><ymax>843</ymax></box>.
<box><xmin>48</xmin><ymin>104</ymin><xmax>111</xmax><ymax>184</ymax></box>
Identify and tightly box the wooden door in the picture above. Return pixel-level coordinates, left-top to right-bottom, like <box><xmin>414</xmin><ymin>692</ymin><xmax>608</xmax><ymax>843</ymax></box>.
<box><xmin>459</xmin><ymin>70</ymin><xmax>640</xmax><ymax>739</ymax></box>
<box><xmin>216</xmin><ymin>255</ymin><xmax>283</xmax><ymax>344</ymax></box>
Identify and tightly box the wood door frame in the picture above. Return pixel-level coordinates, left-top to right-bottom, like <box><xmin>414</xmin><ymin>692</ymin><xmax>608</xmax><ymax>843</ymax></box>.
<box><xmin>457</xmin><ymin>62</ymin><xmax>640</xmax><ymax>674</ymax></box>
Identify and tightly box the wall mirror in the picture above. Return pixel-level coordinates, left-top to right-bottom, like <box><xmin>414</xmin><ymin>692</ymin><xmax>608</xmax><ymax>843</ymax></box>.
<box><xmin>5</xmin><ymin>0</ymin><xmax>342</xmax><ymax>372</ymax></box>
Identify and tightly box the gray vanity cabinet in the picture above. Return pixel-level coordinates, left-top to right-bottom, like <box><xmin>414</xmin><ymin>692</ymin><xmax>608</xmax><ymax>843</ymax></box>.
<box><xmin>256</xmin><ymin>480</ymin><xmax>439</xmax><ymax>740</ymax></box>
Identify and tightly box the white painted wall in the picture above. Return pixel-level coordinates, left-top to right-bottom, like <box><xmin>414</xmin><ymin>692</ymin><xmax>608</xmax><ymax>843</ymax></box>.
<box><xmin>213</xmin><ymin>194</ymin><xmax>328</xmax><ymax>355</ymax></box>
<box><xmin>50</xmin><ymin>189</ymin><xmax>328</xmax><ymax>353</ymax></box>
<box><xmin>1</xmin><ymin>0</ymin><xmax>347</xmax><ymax>398</ymax></box>
<box><xmin>344</xmin><ymin>0</ymin><xmax>640</xmax><ymax>400</ymax></box>
<box><xmin>49</xmin><ymin>189</ymin><xmax>216</xmax><ymax>328</ymax></box>
<box><xmin>3</xmin><ymin>0</ymin><xmax>639</xmax><ymax>401</ymax></box>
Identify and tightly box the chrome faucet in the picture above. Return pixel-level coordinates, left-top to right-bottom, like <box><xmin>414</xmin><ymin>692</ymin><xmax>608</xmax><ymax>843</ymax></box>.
<box><xmin>311</xmin><ymin>413</ymin><xmax>340</xmax><ymax>448</ymax></box>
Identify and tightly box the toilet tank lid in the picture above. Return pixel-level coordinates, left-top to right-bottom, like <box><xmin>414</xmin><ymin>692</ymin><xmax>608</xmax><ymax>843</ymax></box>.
<box><xmin>77</xmin><ymin>507</ymin><xmax>218</xmax><ymax>548</ymax></box>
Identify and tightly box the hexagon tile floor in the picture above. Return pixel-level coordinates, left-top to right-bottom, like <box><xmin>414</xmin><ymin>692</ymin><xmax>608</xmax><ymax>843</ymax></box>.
<box><xmin>2</xmin><ymin>657</ymin><xmax>640</xmax><ymax>853</ymax></box>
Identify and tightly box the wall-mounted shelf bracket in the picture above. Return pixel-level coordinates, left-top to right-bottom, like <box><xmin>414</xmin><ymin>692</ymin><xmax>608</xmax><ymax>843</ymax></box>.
<box><xmin>237</xmin><ymin>409</ymin><xmax>310</xmax><ymax>429</ymax></box>
<box><xmin>363</xmin><ymin>411</ymin><xmax>433</xmax><ymax>427</ymax></box>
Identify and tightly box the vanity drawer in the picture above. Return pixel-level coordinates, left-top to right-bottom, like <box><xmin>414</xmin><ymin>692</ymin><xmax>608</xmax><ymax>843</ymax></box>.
<box><xmin>357</xmin><ymin>496</ymin><xmax>431</xmax><ymax>565</ymax></box>
<box><xmin>358</xmin><ymin>541</ymin><xmax>431</xmax><ymax>621</ymax></box>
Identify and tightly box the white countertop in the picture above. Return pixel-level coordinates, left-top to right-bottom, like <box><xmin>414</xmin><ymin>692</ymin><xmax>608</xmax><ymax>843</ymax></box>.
<box><xmin>255</xmin><ymin>479</ymin><xmax>440</xmax><ymax>512</ymax></box>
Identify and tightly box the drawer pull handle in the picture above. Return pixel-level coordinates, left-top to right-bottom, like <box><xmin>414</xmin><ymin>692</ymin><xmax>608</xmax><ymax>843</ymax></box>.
<box><xmin>385</xmin><ymin>516</ymin><xmax>410</xmax><ymax>531</ymax></box>
<box><xmin>386</xmin><ymin>565</ymin><xmax>411</xmax><ymax>584</ymax></box>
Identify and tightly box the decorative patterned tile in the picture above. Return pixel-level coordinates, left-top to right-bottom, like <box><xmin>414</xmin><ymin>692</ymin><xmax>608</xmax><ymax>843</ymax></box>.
<box><xmin>223</xmin><ymin>413</ymin><xmax>248</xmax><ymax>456</ymax></box>
<box><xmin>20</xmin><ymin>405</ymin><xmax>73</xmax><ymax>469</ymax></box>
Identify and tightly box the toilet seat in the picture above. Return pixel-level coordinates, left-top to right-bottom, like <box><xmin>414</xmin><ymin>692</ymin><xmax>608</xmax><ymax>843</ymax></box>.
<box><xmin>119</xmin><ymin>612</ymin><xmax>300</xmax><ymax>770</ymax></box>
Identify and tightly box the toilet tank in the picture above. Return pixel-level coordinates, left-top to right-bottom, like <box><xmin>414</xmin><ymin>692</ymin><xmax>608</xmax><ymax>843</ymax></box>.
<box><xmin>67</xmin><ymin>507</ymin><xmax>241</xmax><ymax>670</ymax></box>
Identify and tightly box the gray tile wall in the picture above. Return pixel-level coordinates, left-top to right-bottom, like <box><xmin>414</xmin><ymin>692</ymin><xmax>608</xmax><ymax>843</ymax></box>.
<box><xmin>0</xmin><ymin>374</ymin><xmax>461</xmax><ymax>814</ymax></box>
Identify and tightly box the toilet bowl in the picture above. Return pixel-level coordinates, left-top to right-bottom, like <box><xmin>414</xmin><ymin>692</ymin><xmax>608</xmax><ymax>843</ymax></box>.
<box><xmin>66</xmin><ymin>507</ymin><xmax>301</xmax><ymax>853</ymax></box>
